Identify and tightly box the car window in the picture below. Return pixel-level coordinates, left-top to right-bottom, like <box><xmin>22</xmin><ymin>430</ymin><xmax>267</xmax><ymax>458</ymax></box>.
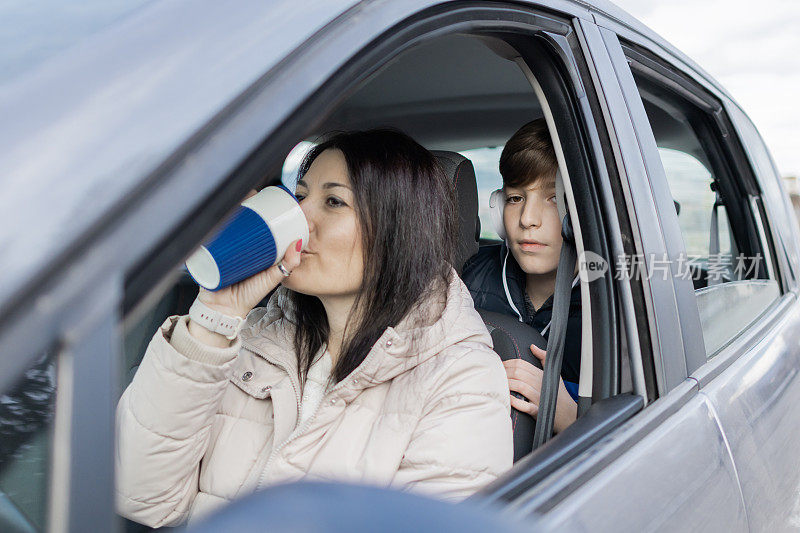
<box><xmin>0</xmin><ymin>349</ymin><xmax>58</xmax><ymax>532</ymax></box>
<box><xmin>727</xmin><ymin>103</ymin><xmax>798</xmax><ymax>286</ymax></box>
<box><xmin>629</xmin><ymin>70</ymin><xmax>781</xmax><ymax>358</ymax></box>
<box><xmin>659</xmin><ymin>148</ymin><xmax>733</xmax><ymax>258</ymax></box>
<box><xmin>459</xmin><ymin>146</ymin><xmax>504</xmax><ymax>240</ymax></box>
<box><xmin>283</xmin><ymin>143</ymin><xmax>506</xmax><ymax>242</ymax></box>
<box><xmin>111</xmin><ymin>18</ymin><xmax>638</xmax><ymax>519</ymax></box>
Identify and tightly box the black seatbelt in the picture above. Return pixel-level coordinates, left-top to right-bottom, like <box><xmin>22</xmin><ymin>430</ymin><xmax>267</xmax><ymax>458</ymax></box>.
<box><xmin>532</xmin><ymin>212</ymin><xmax>577</xmax><ymax>449</ymax></box>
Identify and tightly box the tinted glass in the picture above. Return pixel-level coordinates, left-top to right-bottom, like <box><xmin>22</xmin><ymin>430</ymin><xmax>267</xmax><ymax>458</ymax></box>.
<box><xmin>631</xmin><ymin>72</ymin><xmax>780</xmax><ymax>357</ymax></box>
<box><xmin>0</xmin><ymin>350</ymin><xmax>58</xmax><ymax>531</ymax></box>
<box><xmin>659</xmin><ymin>148</ymin><xmax>732</xmax><ymax>258</ymax></box>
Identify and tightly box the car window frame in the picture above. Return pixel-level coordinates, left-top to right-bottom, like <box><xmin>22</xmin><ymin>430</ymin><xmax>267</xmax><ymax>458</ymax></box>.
<box><xmin>0</xmin><ymin>1</ymin><xmax>649</xmax><ymax>527</ymax></box>
<box><xmin>456</xmin><ymin>12</ymin><xmax>656</xmax><ymax>505</ymax></box>
<box><xmin>726</xmin><ymin>103</ymin><xmax>799</xmax><ymax>292</ymax></box>
<box><xmin>116</xmin><ymin>0</ymin><xmax>645</xmax><ymax>515</ymax></box>
<box><xmin>620</xmin><ymin>41</ymin><xmax>788</xmax><ymax>374</ymax></box>
<box><xmin>583</xmin><ymin>25</ymin><xmax>690</xmax><ymax>398</ymax></box>
<box><xmin>492</xmin><ymin>18</ymin><xmax>765</xmax><ymax>517</ymax></box>
<box><xmin>0</xmin><ymin>274</ymin><xmax>120</xmax><ymax>533</ymax></box>
<box><xmin>692</xmin><ymin>103</ymin><xmax>800</xmax><ymax>388</ymax></box>
<box><xmin>623</xmin><ymin>44</ymin><xmax>777</xmax><ymax>281</ymax></box>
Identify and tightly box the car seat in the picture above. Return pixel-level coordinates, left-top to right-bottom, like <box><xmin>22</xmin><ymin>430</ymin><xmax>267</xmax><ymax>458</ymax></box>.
<box><xmin>430</xmin><ymin>151</ymin><xmax>480</xmax><ymax>273</ymax></box>
<box><xmin>432</xmin><ymin>151</ymin><xmax>545</xmax><ymax>461</ymax></box>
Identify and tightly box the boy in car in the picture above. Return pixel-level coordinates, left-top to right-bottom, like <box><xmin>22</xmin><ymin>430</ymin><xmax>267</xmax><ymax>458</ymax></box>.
<box><xmin>462</xmin><ymin>118</ymin><xmax>580</xmax><ymax>433</ymax></box>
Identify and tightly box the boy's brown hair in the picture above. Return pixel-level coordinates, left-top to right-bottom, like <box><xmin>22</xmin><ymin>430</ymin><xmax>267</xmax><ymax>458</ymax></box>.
<box><xmin>499</xmin><ymin>118</ymin><xmax>558</xmax><ymax>188</ymax></box>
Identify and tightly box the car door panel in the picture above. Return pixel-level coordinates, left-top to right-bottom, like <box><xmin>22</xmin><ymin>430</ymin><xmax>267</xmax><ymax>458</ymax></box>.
<box><xmin>506</xmin><ymin>382</ymin><xmax>747</xmax><ymax>532</ymax></box>
<box><xmin>698</xmin><ymin>296</ymin><xmax>800</xmax><ymax>530</ymax></box>
<box><xmin>540</xmin><ymin>394</ymin><xmax>747</xmax><ymax>532</ymax></box>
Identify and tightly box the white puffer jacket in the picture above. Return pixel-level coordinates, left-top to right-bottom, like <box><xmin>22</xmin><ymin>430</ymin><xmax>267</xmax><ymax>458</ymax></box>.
<box><xmin>116</xmin><ymin>273</ymin><xmax>513</xmax><ymax>528</ymax></box>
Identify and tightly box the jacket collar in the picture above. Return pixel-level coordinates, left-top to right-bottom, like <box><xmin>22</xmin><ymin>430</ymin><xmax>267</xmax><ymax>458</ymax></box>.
<box><xmin>240</xmin><ymin>269</ymin><xmax>492</xmax><ymax>390</ymax></box>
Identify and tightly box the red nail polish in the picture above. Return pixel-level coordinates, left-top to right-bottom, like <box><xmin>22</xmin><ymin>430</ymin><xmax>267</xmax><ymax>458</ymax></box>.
<box><xmin>296</xmin><ymin>240</ymin><xmax>303</xmax><ymax>252</ymax></box>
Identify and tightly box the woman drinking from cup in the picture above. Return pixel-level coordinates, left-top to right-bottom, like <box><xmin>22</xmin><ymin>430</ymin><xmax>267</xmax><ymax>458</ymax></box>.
<box><xmin>115</xmin><ymin>129</ymin><xmax>513</xmax><ymax>528</ymax></box>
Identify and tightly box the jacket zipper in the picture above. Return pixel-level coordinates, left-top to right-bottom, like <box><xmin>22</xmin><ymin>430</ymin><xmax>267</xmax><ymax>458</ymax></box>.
<box><xmin>246</xmin><ymin>340</ymin><xmax>385</xmax><ymax>490</ymax></box>
<box><xmin>256</xmin><ymin>390</ymin><xmax>330</xmax><ymax>489</ymax></box>
<box><xmin>242</xmin><ymin>340</ymin><xmax>344</xmax><ymax>489</ymax></box>
<box><xmin>255</xmin><ymin>364</ymin><xmax>362</xmax><ymax>490</ymax></box>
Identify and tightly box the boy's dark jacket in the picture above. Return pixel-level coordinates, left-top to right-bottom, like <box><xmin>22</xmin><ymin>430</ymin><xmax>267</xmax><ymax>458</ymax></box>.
<box><xmin>461</xmin><ymin>242</ymin><xmax>582</xmax><ymax>384</ymax></box>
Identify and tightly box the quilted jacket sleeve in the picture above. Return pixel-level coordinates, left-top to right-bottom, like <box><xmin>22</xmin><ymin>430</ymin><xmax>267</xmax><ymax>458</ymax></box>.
<box><xmin>392</xmin><ymin>344</ymin><xmax>513</xmax><ymax>501</ymax></box>
<box><xmin>115</xmin><ymin>315</ymin><xmax>240</xmax><ymax>528</ymax></box>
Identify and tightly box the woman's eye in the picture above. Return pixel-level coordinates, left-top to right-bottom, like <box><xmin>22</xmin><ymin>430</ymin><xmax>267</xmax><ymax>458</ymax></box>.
<box><xmin>506</xmin><ymin>195</ymin><xmax>523</xmax><ymax>204</ymax></box>
<box><xmin>548</xmin><ymin>195</ymin><xmax>557</xmax><ymax>204</ymax></box>
<box><xmin>326</xmin><ymin>196</ymin><xmax>345</xmax><ymax>208</ymax></box>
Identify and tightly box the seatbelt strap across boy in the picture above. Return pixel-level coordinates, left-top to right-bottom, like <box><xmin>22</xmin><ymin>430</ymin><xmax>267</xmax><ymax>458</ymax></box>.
<box><xmin>532</xmin><ymin>212</ymin><xmax>577</xmax><ymax>449</ymax></box>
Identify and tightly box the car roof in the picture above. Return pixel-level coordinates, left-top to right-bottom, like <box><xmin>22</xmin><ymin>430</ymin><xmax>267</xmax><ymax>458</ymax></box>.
<box><xmin>315</xmin><ymin>33</ymin><xmax>543</xmax><ymax>151</ymax></box>
<box><xmin>0</xmin><ymin>0</ymin><xmax>738</xmax><ymax>317</ymax></box>
<box><xmin>0</xmin><ymin>0</ymin><xmax>360</xmax><ymax>316</ymax></box>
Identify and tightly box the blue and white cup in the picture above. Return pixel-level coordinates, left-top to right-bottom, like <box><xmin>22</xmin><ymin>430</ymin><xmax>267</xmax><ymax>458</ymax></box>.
<box><xmin>185</xmin><ymin>186</ymin><xmax>309</xmax><ymax>291</ymax></box>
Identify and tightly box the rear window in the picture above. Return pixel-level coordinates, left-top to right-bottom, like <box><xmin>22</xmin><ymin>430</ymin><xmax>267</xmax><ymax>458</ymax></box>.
<box><xmin>283</xmin><ymin>142</ymin><xmax>506</xmax><ymax>241</ymax></box>
<box><xmin>459</xmin><ymin>146</ymin><xmax>504</xmax><ymax>240</ymax></box>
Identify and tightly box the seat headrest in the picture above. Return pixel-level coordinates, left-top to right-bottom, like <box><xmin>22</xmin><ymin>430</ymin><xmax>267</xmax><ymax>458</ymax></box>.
<box><xmin>431</xmin><ymin>151</ymin><xmax>480</xmax><ymax>273</ymax></box>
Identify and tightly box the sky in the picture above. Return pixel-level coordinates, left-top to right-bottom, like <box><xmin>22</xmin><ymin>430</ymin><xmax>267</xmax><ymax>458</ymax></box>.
<box><xmin>611</xmin><ymin>0</ymin><xmax>800</xmax><ymax>178</ymax></box>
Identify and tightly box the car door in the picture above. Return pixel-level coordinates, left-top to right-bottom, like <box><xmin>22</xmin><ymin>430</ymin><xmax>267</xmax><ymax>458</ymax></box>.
<box><xmin>112</xmin><ymin>0</ymin><xmax>655</xmax><ymax>527</ymax></box>
<box><xmin>613</xmin><ymin>25</ymin><xmax>800</xmax><ymax>532</ymax></box>
<box><xmin>695</xmin><ymin>102</ymin><xmax>800</xmax><ymax>531</ymax></box>
<box><xmin>481</xmin><ymin>17</ymin><xmax>753</xmax><ymax>532</ymax></box>
<box><xmin>112</xmin><ymin>1</ymin><xmax>750</xmax><ymax>530</ymax></box>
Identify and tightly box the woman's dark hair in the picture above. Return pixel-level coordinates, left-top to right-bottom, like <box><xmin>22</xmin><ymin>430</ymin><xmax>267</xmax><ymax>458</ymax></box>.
<box><xmin>290</xmin><ymin>129</ymin><xmax>457</xmax><ymax>384</ymax></box>
<box><xmin>499</xmin><ymin>118</ymin><xmax>558</xmax><ymax>188</ymax></box>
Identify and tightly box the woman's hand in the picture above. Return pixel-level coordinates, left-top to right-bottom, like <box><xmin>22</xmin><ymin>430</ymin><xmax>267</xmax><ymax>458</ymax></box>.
<box><xmin>188</xmin><ymin>189</ymin><xmax>303</xmax><ymax>346</ymax></box>
<box><xmin>196</xmin><ymin>238</ymin><xmax>302</xmax><ymax>317</ymax></box>
<box><xmin>503</xmin><ymin>344</ymin><xmax>577</xmax><ymax>434</ymax></box>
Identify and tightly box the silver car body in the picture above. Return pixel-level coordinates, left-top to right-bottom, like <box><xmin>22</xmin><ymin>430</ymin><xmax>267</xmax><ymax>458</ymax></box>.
<box><xmin>0</xmin><ymin>1</ymin><xmax>798</xmax><ymax>531</ymax></box>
